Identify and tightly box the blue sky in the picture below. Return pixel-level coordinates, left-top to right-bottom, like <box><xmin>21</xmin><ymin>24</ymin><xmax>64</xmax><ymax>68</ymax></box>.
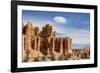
<box><xmin>22</xmin><ymin>10</ymin><xmax>90</xmax><ymax>49</ymax></box>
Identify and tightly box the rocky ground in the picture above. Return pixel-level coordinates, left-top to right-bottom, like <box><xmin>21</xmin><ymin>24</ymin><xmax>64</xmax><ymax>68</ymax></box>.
<box><xmin>22</xmin><ymin>50</ymin><xmax>90</xmax><ymax>62</ymax></box>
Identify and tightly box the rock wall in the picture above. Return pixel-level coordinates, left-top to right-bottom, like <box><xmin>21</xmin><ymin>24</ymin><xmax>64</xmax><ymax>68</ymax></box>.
<box><xmin>22</xmin><ymin>22</ymin><xmax>89</xmax><ymax>62</ymax></box>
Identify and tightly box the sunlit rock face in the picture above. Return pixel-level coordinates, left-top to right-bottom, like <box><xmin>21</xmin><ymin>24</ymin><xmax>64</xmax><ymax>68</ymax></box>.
<box><xmin>22</xmin><ymin>22</ymin><xmax>90</xmax><ymax>62</ymax></box>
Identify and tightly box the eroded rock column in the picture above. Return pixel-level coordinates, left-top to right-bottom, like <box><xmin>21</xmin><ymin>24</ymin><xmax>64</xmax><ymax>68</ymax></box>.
<box><xmin>37</xmin><ymin>37</ymin><xmax>41</xmax><ymax>53</ymax></box>
<box><xmin>47</xmin><ymin>37</ymin><xmax>50</xmax><ymax>55</ymax></box>
<box><xmin>34</xmin><ymin>37</ymin><xmax>37</xmax><ymax>50</ymax></box>
<box><xmin>60</xmin><ymin>38</ymin><xmax>63</xmax><ymax>54</ymax></box>
<box><xmin>52</xmin><ymin>38</ymin><xmax>55</xmax><ymax>53</ymax></box>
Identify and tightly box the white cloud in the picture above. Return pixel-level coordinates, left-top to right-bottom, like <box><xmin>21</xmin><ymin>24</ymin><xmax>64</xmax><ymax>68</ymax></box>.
<box><xmin>54</xmin><ymin>16</ymin><xmax>67</xmax><ymax>24</ymax></box>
